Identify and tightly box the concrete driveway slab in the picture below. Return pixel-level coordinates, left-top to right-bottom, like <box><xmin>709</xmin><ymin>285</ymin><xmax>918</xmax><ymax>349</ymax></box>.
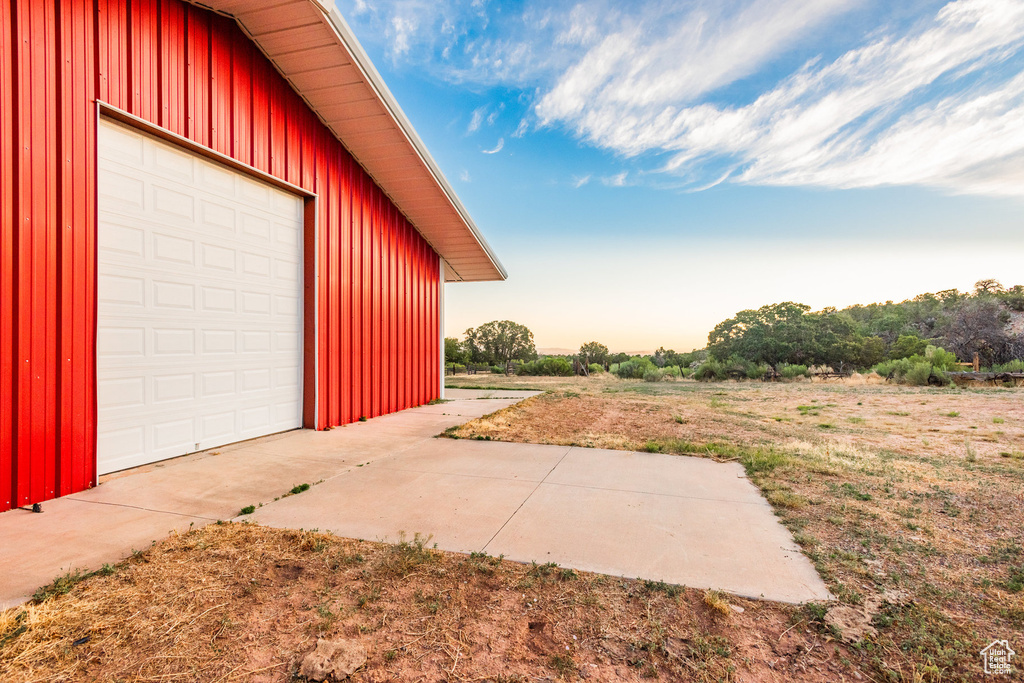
<box><xmin>246</xmin><ymin>465</ymin><xmax>539</xmax><ymax>554</ymax></box>
<box><xmin>374</xmin><ymin>439</ymin><xmax>567</xmax><ymax>482</ymax></box>
<box><xmin>484</xmin><ymin>479</ymin><xmax>828</xmax><ymax>603</ymax></box>
<box><xmin>546</xmin><ymin>448</ymin><xmax>768</xmax><ymax>505</ymax></box>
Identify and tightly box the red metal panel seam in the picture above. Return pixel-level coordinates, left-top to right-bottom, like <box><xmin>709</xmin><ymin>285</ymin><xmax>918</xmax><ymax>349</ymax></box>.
<box><xmin>55</xmin><ymin>0</ymin><xmax>70</xmax><ymax>499</ymax></box>
<box><xmin>410</xmin><ymin>223</ymin><xmax>419</xmax><ymax>406</ymax></box>
<box><xmin>349</xmin><ymin>169</ymin><xmax>362</xmax><ymax>420</ymax></box>
<box><xmin>43</xmin><ymin>0</ymin><xmax>58</xmax><ymax>502</ymax></box>
<box><xmin>395</xmin><ymin>222</ymin><xmax>403</xmax><ymax>409</ymax></box>
<box><xmin>384</xmin><ymin>203</ymin><xmax>393</xmax><ymax>415</ymax></box>
<box><xmin>209</xmin><ymin>13</ymin><xmax>230</xmax><ymax>155</ymax></box>
<box><xmin>323</xmin><ymin>132</ymin><xmax>337</xmax><ymax>426</ymax></box>
<box><xmin>250</xmin><ymin>52</ymin><xmax>269</xmax><ymax>174</ymax></box>
<box><xmin>361</xmin><ymin>176</ymin><xmax>371</xmax><ymax>415</ymax></box>
<box><xmin>81</xmin><ymin>0</ymin><xmax>97</xmax><ymax>494</ymax></box>
<box><xmin>1</xmin><ymin>0</ymin><xmax>13</xmax><ymax>511</ymax></box>
<box><xmin>339</xmin><ymin>153</ymin><xmax>351</xmax><ymax>424</ymax></box>
<box><xmin>159</xmin><ymin>0</ymin><xmax>186</xmax><ymax>135</ymax></box>
<box><xmin>185</xmin><ymin>5</ymin><xmax>209</xmax><ymax>147</ymax></box>
<box><xmin>371</xmin><ymin>188</ymin><xmax>380</xmax><ymax>417</ymax></box>
<box><xmin>230</xmin><ymin>32</ymin><xmax>250</xmax><ymax>165</ymax></box>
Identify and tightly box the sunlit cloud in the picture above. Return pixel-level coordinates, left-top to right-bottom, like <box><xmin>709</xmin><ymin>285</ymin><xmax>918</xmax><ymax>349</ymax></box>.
<box><xmin>459</xmin><ymin>169</ymin><xmax>471</xmax><ymax>182</ymax></box>
<box><xmin>571</xmin><ymin>174</ymin><xmax>591</xmax><ymax>188</ymax></box>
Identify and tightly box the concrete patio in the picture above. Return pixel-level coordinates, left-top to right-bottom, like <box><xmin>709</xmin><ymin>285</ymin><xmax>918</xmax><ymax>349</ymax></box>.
<box><xmin>0</xmin><ymin>389</ymin><xmax>830</xmax><ymax>609</ymax></box>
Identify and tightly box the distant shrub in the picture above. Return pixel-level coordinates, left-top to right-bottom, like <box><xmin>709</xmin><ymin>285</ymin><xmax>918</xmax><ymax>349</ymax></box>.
<box><xmin>643</xmin><ymin>368</ymin><xmax>666</xmax><ymax>382</ymax></box>
<box><xmin>905</xmin><ymin>361</ymin><xmax>933</xmax><ymax>386</ymax></box>
<box><xmin>990</xmin><ymin>359</ymin><xmax>1024</xmax><ymax>372</ymax></box>
<box><xmin>694</xmin><ymin>359</ymin><xmax>727</xmax><ymax>381</ymax></box>
<box><xmin>490</xmin><ymin>365</ymin><xmax>505</xmax><ymax>374</ymax></box>
<box><xmin>680</xmin><ymin>366</ymin><xmax>694</xmax><ymax>378</ymax></box>
<box><xmin>517</xmin><ymin>357</ymin><xmax>572</xmax><ymax>376</ymax></box>
<box><xmin>588</xmin><ymin>363</ymin><xmax>604</xmax><ymax>374</ymax></box>
<box><xmin>779</xmin><ymin>364</ymin><xmax>809</xmax><ymax>379</ymax></box>
<box><xmin>662</xmin><ymin>365</ymin><xmax>681</xmax><ymax>378</ymax></box>
<box><xmin>746</xmin><ymin>363</ymin><xmax>770</xmax><ymax>380</ymax></box>
<box><xmin>874</xmin><ymin>354</ymin><xmax>950</xmax><ymax>386</ymax></box>
<box><xmin>924</xmin><ymin>345</ymin><xmax>958</xmax><ymax>371</ymax></box>
<box><xmin>613</xmin><ymin>357</ymin><xmax>657</xmax><ymax>379</ymax></box>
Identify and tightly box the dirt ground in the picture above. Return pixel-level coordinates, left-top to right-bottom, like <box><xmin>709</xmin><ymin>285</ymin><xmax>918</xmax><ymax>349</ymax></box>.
<box><xmin>445</xmin><ymin>374</ymin><xmax>1024</xmax><ymax>682</ymax></box>
<box><xmin>2</xmin><ymin>524</ymin><xmax>859</xmax><ymax>683</ymax></box>
<box><xmin>2</xmin><ymin>374</ymin><xmax>1021</xmax><ymax>682</ymax></box>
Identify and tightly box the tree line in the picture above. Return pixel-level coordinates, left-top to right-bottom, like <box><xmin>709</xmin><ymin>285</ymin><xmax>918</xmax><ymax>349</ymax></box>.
<box><xmin>446</xmin><ymin>280</ymin><xmax>1024</xmax><ymax>380</ymax></box>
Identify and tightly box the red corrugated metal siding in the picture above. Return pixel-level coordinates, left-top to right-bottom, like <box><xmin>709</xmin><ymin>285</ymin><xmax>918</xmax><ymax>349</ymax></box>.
<box><xmin>0</xmin><ymin>0</ymin><xmax>442</xmax><ymax>512</ymax></box>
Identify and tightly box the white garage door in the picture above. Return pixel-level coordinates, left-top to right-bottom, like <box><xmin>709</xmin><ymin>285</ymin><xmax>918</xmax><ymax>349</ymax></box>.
<box><xmin>96</xmin><ymin>119</ymin><xmax>304</xmax><ymax>475</ymax></box>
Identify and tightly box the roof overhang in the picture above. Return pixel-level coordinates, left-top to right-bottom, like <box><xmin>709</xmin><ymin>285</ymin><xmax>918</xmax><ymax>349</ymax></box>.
<box><xmin>191</xmin><ymin>0</ymin><xmax>506</xmax><ymax>283</ymax></box>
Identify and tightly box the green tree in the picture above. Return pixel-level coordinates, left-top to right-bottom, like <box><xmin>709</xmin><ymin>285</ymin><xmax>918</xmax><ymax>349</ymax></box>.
<box><xmin>444</xmin><ymin>337</ymin><xmax>467</xmax><ymax>365</ymax></box>
<box><xmin>463</xmin><ymin>320</ymin><xmax>537</xmax><ymax>365</ymax></box>
<box><xmin>707</xmin><ymin>302</ymin><xmax>814</xmax><ymax>367</ymax></box>
<box><xmin>578</xmin><ymin>341</ymin><xmax>609</xmax><ymax>365</ymax></box>
<box><xmin>890</xmin><ymin>334</ymin><xmax>928</xmax><ymax>360</ymax></box>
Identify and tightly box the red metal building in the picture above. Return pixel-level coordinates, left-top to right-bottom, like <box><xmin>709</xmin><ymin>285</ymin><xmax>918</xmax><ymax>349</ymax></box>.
<box><xmin>0</xmin><ymin>0</ymin><xmax>506</xmax><ymax>512</ymax></box>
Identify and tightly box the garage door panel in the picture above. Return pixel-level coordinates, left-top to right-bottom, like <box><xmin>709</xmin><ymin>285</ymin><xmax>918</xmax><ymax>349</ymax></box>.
<box><xmin>97</xmin><ymin>119</ymin><xmax>303</xmax><ymax>475</ymax></box>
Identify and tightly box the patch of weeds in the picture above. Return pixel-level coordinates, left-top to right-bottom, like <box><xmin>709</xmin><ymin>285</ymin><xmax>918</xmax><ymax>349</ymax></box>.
<box><xmin>358</xmin><ymin>416</ymin><xmax>368</xmax><ymax>422</ymax></box>
<box><xmin>1005</xmin><ymin>565</ymin><xmax>1024</xmax><ymax>593</ymax></box>
<box><xmin>796</xmin><ymin>405</ymin><xmax>821</xmax><ymax>416</ymax></box>
<box><xmin>384</xmin><ymin>648</ymin><xmax>399</xmax><ymax>662</ymax></box>
<box><xmin>837</xmin><ymin>482</ymin><xmax>872</xmax><ymax>501</ymax></box>
<box><xmin>239</xmin><ymin>505</ymin><xmax>256</xmax><ymax>515</ymax></box>
<box><xmin>993</xmin><ymin>417</ymin><xmax>1005</xmax><ymax>424</ymax></box>
<box><xmin>818</xmin><ymin>423</ymin><xmax>834</xmax><ymax>429</ymax></box>
<box><xmin>472</xmin><ymin>434</ymin><xmax>493</xmax><ymax>441</ymax></box>
<box><xmin>527</xmin><ymin>561</ymin><xmax>563</xmax><ymax>582</ymax></box>
<box><xmin>964</xmin><ymin>440</ymin><xmax>976</xmax><ymax>463</ymax></box>
<box><xmin>847</xmin><ymin>416</ymin><xmax>865</xmax><ymax>424</ymax></box>
<box><xmin>742</xmin><ymin>447</ymin><xmax>789</xmax><ymax>474</ymax></box>
<box><xmin>32</xmin><ymin>568</ymin><xmax>94</xmax><ymax>603</ymax></box>
<box><xmin>441</xmin><ymin>425</ymin><xmax>461</xmax><ymax>440</ymax></box>
<box><xmin>641</xmin><ymin>580</ymin><xmax>682</xmax><ymax>597</ymax></box>
<box><xmin>426</xmin><ymin>398</ymin><xmax>450</xmax><ymax>405</ymax></box>
<box><xmin>466</xmin><ymin>550</ymin><xmax>502</xmax><ymax>574</ymax></box>
<box><xmin>944</xmin><ymin>411</ymin><xmax>960</xmax><ymax>418</ymax></box>
<box><xmin>548</xmin><ymin>653</ymin><xmax>576</xmax><ymax>678</ymax></box>
<box><xmin>673</xmin><ymin>414</ymin><xmax>685</xmax><ymax>424</ymax></box>
<box><xmin>887</xmin><ymin>411</ymin><xmax>910</xmax><ymax>416</ymax></box>
<box><xmin>703</xmin><ymin>589</ymin><xmax>731</xmax><ymax>616</ymax></box>
<box><xmin>980</xmin><ymin>540</ymin><xmax>1022</xmax><ymax>564</ymax></box>
<box><xmin>289</xmin><ymin>483</ymin><xmax>311</xmax><ymax>495</ymax></box>
<box><xmin>379</xmin><ymin>532</ymin><xmax>437</xmax><ymax>577</ymax></box>
<box><xmin>563</xmin><ymin>391</ymin><xmax>580</xmax><ymax>398</ymax></box>
<box><xmin>766</xmin><ymin>490</ymin><xmax>808</xmax><ymax>509</ymax></box>
<box><xmin>356</xmin><ymin>586</ymin><xmax>381</xmax><ymax>608</ymax></box>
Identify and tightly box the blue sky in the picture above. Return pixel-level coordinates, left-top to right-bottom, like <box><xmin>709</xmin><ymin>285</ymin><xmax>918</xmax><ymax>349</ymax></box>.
<box><xmin>338</xmin><ymin>0</ymin><xmax>1024</xmax><ymax>352</ymax></box>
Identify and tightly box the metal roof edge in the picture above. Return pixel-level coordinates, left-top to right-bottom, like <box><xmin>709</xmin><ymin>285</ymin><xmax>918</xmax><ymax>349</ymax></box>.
<box><xmin>309</xmin><ymin>0</ymin><xmax>508</xmax><ymax>282</ymax></box>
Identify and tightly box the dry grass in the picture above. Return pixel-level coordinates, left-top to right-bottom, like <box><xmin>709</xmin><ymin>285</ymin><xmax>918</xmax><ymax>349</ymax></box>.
<box><xmin>0</xmin><ymin>523</ymin><xmax>856</xmax><ymax>683</ymax></box>
<box><xmin>446</xmin><ymin>374</ymin><xmax>1024</xmax><ymax>682</ymax></box>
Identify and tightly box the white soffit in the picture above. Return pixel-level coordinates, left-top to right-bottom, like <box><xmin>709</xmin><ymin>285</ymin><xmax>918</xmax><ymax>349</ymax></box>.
<box><xmin>192</xmin><ymin>0</ymin><xmax>507</xmax><ymax>283</ymax></box>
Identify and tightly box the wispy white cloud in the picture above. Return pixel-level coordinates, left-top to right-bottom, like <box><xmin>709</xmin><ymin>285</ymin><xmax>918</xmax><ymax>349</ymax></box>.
<box><xmin>345</xmin><ymin>0</ymin><xmax>1024</xmax><ymax>197</ymax></box>
<box><xmin>482</xmin><ymin>138</ymin><xmax>505</xmax><ymax>154</ymax></box>
<box><xmin>602</xmin><ymin>172</ymin><xmax>628</xmax><ymax>187</ymax></box>
<box><xmin>459</xmin><ymin>169</ymin><xmax>471</xmax><ymax>182</ymax></box>
<box><xmin>467</xmin><ymin>106</ymin><xmax>486</xmax><ymax>133</ymax></box>
<box><xmin>536</xmin><ymin>0</ymin><xmax>1024</xmax><ymax>196</ymax></box>
<box><xmin>572</xmin><ymin>174</ymin><xmax>591</xmax><ymax>188</ymax></box>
